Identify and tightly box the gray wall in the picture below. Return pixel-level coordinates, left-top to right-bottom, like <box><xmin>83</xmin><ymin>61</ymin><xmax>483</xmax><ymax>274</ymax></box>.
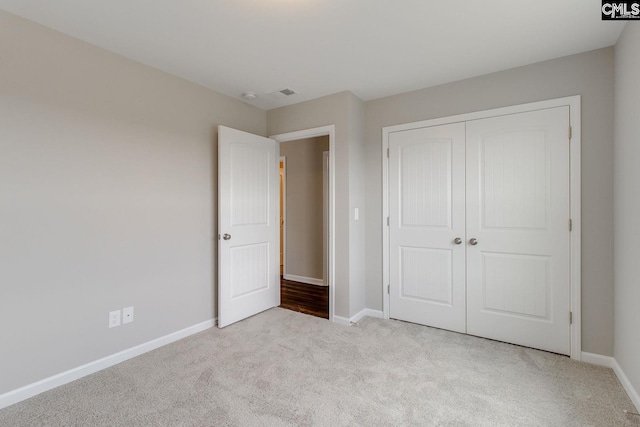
<box><xmin>0</xmin><ymin>11</ymin><xmax>266</xmax><ymax>395</ymax></box>
<box><xmin>348</xmin><ymin>95</ymin><xmax>367</xmax><ymax>316</ymax></box>
<box><xmin>280</xmin><ymin>136</ymin><xmax>329</xmax><ymax>281</ymax></box>
<box><xmin>614</xmin><ymin>24</ymin><xmax>640</xmax><ymax>398</ymax></box>
<box><xmin>268</xmin><ymin>91</ymin><xmax>367</xmax><ymax>319</ymax></box>
<box><xmin>364</xmin><ymin>48</ymin><xmax>615</xmax><ymax>356</ymax></box>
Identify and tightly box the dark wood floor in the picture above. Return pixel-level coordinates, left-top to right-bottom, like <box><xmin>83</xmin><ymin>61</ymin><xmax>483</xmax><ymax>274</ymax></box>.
<box><xmin>280</xmin><ymin>278</ymin><xmax>329</xmax><ymax>319</ymax></box>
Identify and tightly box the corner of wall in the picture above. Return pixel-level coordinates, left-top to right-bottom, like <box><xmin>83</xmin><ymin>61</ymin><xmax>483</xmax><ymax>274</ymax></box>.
<box><xmin>613</xmin><ymin>21</ymin><xmax>640</xmax><ymax>413</ymax></box>
<box><xmin>347</xmin><ymin>92</ymin><xmax>367</xmax><ymax>318</ymax></box>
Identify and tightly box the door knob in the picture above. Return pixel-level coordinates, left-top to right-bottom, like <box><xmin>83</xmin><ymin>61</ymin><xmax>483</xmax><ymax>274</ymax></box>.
<box><xmin>469</xmin><ymin>238</ymin><xmax>478</xmax><ymax>245</ymax></box>
<box><xmin>453</xmin><ymin>237</ymin><xmax>462</xmax><ymax>245</ymax></box>
<box><xmin>223</xmin><ymin>233</ymin><xmax>231</xmax><ymax>240</ymax></box>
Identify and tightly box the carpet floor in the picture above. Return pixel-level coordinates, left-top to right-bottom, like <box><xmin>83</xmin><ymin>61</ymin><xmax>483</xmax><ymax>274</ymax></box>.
<box><xmin>0</xmin><ymin>308</ymin><xmax>638</xmax><ymax>426</ymax></box>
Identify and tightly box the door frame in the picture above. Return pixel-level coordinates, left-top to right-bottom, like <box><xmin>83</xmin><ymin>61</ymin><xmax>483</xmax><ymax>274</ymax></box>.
<box><xmin>323</xmin><ymin>150</ymin><xmax>329</xmax><ymax>285</ymax></box>
<box><xmin>381</xmin><ymin>96</ymin><xmax>582</xmax><ymax>359</ymax></box>
<box><xmin>279</xmin><ymin>157</ymin><xmax>286</xmax><ymax>277</ymax></box>
<box><xmin>271</xmin><ymin>125</ymin><xmax>336</xmax><ymax>322</ymax></box>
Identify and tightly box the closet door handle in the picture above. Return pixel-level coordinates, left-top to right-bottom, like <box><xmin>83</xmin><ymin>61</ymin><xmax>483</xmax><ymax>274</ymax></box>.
<box><xmin>453</xmin><ymin>237</ymin><xmax>462</xmax><ymax>245</ymax></box>
<box><xmin>469</xmin><ymin>238</ymin><xmax>478</xmax><ymax>246</ymax></box>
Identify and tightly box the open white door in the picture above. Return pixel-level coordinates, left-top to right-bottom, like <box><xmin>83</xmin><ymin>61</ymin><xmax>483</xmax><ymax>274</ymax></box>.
<box><xmin>218</xmin><ymin>126</ymin><xmax>279</xmax><ymax>328</ymax></box>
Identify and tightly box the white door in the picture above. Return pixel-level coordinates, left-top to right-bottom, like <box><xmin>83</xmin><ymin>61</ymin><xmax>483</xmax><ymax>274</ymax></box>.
<box><xmin>466</xmin><ymin>107</ymin><xmax>570</xmax><ymax>355</ymax></box>
<box><xmin>218</xmin><ymin>126</ymin><xmax>279</xmax><ymax>328</ymax></box>
<box><xmin>388</xmin><ymin>123</ymin><xmax>466</xmax><ymax>333</ymax></box>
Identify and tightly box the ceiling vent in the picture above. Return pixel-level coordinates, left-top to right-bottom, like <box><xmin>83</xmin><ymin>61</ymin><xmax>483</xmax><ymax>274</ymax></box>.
<box><xmin>269</xmin><ymin>88</ymin><xmax>297</xmax><ymax>98</ymax></box>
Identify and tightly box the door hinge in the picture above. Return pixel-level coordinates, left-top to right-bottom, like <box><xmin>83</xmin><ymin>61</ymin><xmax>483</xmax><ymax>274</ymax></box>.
<box><xmin>570</xmin><ymin>311</ymin><xmax>573</xmax><ymax>324</ymax></box>
<box><xmin>387</xmin><ymin>217</ymin><xmax>390</xmax><ymax>226</ymax></box>
<box><xmin>387</xmin><ymin>148</ymin><xmax>390</xmax><ymax>158</ymax></box>
<box><xmin>569</xmin><ymin>219</ymin><xmax>573</xmax><ymax>232</ymax></box>
<box><xmin>387</xmin><ymin>284</ymin><xmax>390</xmax><ymax>294</ymax></box>
<box><xmin>568</xmin><ymin>125</ymin><xmax>572</xmax><ymax>140</ymax></box>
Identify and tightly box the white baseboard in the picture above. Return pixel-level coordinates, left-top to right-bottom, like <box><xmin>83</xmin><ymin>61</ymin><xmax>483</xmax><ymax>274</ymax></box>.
<box><xmin>364</xmin><ymin>309</ymin><xmax>384</xmax><ymax>319</ymax></box>
<box><xmin>581</xmin><ymin>352</ymin><xmax>639</xmax><ymax>412</ymax></box>
<box><xmin>0</xmin><ymin>318</ymin><xmax>215</xmax><ymax>410</ymax></box>
<box><xmin>333</xmin><ymin>315</ymin><xmax>351</xmax><ymax>326</ymax></box>
<box><xmin>333</xmin><ymin>309</ymin><xmax>384</xmax><ymax>326</ymax></box>
<box><xmin>351</xmin><ymin>308</ymin><xmax>384</xmax><ymax>324</ymax></box>
<box><xmin>612</xmin><ymin>358</ymin><xmax>640</xmax><ymax>412</ymax></box>
<box><xmin>581</xmin><ymin>352</ymin><xmax>614</xmax><ymax>368</ymax></box>
<box><xmin>283</xmin><ymin>274</ymin><xmax>325</xmax><ymax>287</ymax></box>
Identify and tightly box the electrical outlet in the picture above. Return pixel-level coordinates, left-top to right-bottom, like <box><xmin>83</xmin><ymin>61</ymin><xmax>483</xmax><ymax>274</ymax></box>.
<box><xmin>122</xmin><ymin>306</ymin><xmax>134</xmax><ymax>324</ymax></box>
<box><xmin>109</xmin><ymin>310</ymin><xmax>121</xmax><ymax>328</ymax></box>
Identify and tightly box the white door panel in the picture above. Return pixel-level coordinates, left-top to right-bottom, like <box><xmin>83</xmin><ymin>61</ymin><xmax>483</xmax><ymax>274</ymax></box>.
<box><xmin>218</xmin><ymin>126</ymin><xmax>279</xmax><ymax>328</ymax></box>
<box><xmin>389</xmin><ymin>123</ymin><xmax>466</xmax><ymax>333</ymax></box>
<box><xmin>466</xmin><ymin>107</ymin><xmax>570</xmax><ymax>355</ymax></box>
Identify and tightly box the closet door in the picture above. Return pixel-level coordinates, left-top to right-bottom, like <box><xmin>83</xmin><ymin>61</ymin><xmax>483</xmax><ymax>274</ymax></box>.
<box><xmin>465</xmin><ymin>107</ymin><xmax>571</xmax><ymax>355</ymax></box>
<box><xmin>388</xmin><ymin>123</ymin><xmax>466</xmax><ymax>333</ymax></box>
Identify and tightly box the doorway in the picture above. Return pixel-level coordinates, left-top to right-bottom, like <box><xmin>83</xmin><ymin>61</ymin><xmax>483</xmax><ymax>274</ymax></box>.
<box><xmin>278</xmin><ymin>136</ymin><xmax>329</xmax><ymax>319</ymax></box>
<box><xmin>271</xmin><ymin>125</ymin><xmax>336</xmax><ymax>322</ymax></box>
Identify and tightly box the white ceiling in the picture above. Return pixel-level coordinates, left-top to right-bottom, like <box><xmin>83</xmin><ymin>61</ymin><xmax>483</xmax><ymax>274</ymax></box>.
<box><xmin>0</xmin><ymin>0</ymin><xmax>625</xmax><ymax>110</ymax></box>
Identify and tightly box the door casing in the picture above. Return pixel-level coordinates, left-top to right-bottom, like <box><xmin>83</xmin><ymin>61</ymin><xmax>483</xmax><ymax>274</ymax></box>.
<box><xmin>280</xmin><ymin>157</ymin><xmax>286</xmax><ymax>276</ymax></box>
<box><xmin>381</xmin><ymin>96</ymin><xmax>582</xmax><ymax>359</ymax></box>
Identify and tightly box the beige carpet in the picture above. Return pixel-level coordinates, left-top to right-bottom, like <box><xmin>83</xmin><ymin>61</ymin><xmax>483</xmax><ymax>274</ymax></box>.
<box><xmin>1</xmin><ymin>307</ymin><xmax>638</xmax><ymax>426</ymax></box>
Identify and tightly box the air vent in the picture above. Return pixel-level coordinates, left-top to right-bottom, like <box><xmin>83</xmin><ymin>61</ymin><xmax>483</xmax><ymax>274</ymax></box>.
<box><xmin>267</xmin><ymin>88</ymin><xmax>298</xmax><ymax>99</ymax></box>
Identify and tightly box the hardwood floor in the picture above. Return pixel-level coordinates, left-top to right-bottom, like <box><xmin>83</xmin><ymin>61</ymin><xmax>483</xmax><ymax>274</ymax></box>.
<box><xmin>280</xmin><ymin>278</ymin><xmax>329</xmax><ymax>319</ymax></box>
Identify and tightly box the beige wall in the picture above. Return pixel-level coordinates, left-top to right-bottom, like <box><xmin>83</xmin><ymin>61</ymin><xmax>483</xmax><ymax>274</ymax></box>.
<box><xmin>0</xmin><ymin>11</ymin><xmax>266</xmax><ymax>394</ymax></box>
<box><xmin>268</xmin><ymin>91</ymin><xmax>367</xmax><ymax>320</ymax></box>
<box><xmin>614</xmin><ymin>24</ymin><xmax>640</xmax><ymax>397</ymax></box>
<box><xmin>280</xmin><ymin>136</ymin><xmax>329</xmax><ymax>281</ymax></box>
<box><xmin>364</xmin><ymin>48</ymin><xmax>615</xmax><ymax>356</ymax></box>
<box><xmin>348</xmin><ymin>95</ymin><xmax>367</xmax><ymax>316</ymax></box>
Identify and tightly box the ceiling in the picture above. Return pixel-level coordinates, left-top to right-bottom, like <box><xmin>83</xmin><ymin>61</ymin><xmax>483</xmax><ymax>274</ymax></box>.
<box><xmin>0</xmin><ymin>0</ymin><xmax>625</xmax><ymax>110</ymax></box>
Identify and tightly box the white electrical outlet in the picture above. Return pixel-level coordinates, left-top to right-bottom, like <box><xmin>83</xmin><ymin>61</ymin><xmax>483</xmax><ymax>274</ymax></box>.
<box><xmin>109</xmin><ymin>310</ymin><xmax>121</xmax><ymax>328</ymax></box>
<box><xmin>122</xmin><ymin>306</ymin><xmax>134</xmax><ymax>324</ymax></box>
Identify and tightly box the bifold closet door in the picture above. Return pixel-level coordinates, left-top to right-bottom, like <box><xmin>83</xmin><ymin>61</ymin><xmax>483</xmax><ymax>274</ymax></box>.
<box><xmin>465</xmin><ymin>107</ymin><xmax>571</xmax><ymax>355</ymax></box>
<box><xmin>388</xmin><ymin>123</ymin><xmax>466</xmax><ymax>333</ymax></box>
